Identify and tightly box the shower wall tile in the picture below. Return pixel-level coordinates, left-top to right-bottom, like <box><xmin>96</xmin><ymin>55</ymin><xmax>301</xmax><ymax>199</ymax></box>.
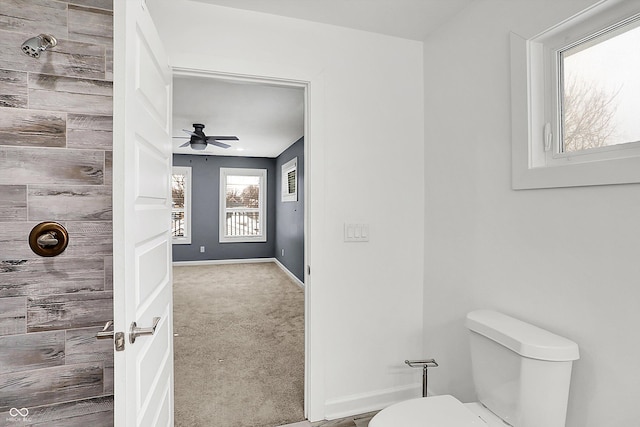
<box><xmin>69</xmin><ymin>0</ymin><xmax>113</xmax><ymax>11</ymax></box>
<box><xmin>104</xmin><ymin>255</ymin><xmax>112</xmax><ymax>290</ymax></box>
<box><xmin>0</xmin><ymin>396</ymin><xmax>114</xmax><ymax>427</ymax></box>
<box><xmin>28</xmin><ymin>184</ymin><xmax>112</xmax><ymax>221</ymax></box>
<box><xmin>0</xmin><ymin>30</ymin><xmax>106</xmax><ymax>79</ymax></box>
<box><xmin>0</xmin><ymin>0</ymin><xmax>68</xmax><ymax>37</ymax></box>
<box><xmin>0</xmin><ymin>185</ymin><xmax>27</xmax><ymax>221</ymax></box>
<box><xmin>67</xmin><ymin>113</ymin><xmax>113</xmax><ymax>150</ymax></box>
<box><xmin>0</xmin><ymin>362</ymin><xmax>104</xmax><ymax>411</ymax></box>
<box><xmin>0</xmin><ymin>331</ymin><xmax>65</xmax><ymax>374</ymax></box>
<box><xmin>68</xmin><ymin>5</ymin><xmax>113</xmax><ymax>47</ymax></box>
<box><xmin>29</xmin><ymin>73</ymin><xmax>112</xmax><ymax>115</ymax></box>
<box><xmin>0</xmin><ymin>147</ymin><xmax>104</xmax><ymax>185</ymax></box>
<box><xmin>65</xmin><ymin>326</ymin><xmax>113</xmax><ymax>366</ymax></box>
<box><xmin>63</xmin><ymin>221</ymin><xmax>112</xmax><ymax>257</ymax></box>
<box><xmin>0</xmin><ymin>258</ymin><xmax>105</xmax><ymax>297</ymax></box>
<box><xmin>0</xmin><ymin>107</ymin><xmax>66</xmax><ymax>148</ymax></box>
<box><xmin>0</xmin><ymin>296</ymin><xmax>26</xmax><ymax>336</ymax></box>
<box><xmin>0</xmin><ymin>69</ymin><xmax>27</xmax><ymax>108</ymax></box>
<box><xmin>0</xmin><ymin>0</ymin><xmax>113</xmax><ymax>422</ymax></box>
<box><xmin>0</xmin><ymin>222</ymin><xmax>43</xmax><ymax>259</ymax></box>
<box><xmin>26</xmin><ymin>291</ymin><xmax>113</xmax><ymax>332</ymax></box>
<box><xmin>104</xmin><ymin>150</ymin><xmax>112</xmax><ymax>185</ymax></box>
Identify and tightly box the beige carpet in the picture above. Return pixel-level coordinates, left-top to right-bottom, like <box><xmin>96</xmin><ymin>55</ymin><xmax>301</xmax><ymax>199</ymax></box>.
<box><xmin>173</xmin><ymin>263</ymin><xmax>305</xmax><ymax>427</ymax></box>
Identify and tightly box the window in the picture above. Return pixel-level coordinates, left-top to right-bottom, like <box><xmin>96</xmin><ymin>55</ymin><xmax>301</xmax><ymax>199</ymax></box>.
<box><xmin>172</xmin><ymin>166</ymin><xmax>191</xmax><ymax>244</ymax></box>
<box><xmin>281</xmin><ymin>157</ymin><xmax>298</xmax><ymax>202</ymax></box>
<box><xmin>511</xmin><ymin>0</ymin><xmax>640</xmax><ymax>189</ymax></box>
<box><xmin>219</xmin><ymin>168</ymin><xmax>267</xmax><ymax>243</ymax></box>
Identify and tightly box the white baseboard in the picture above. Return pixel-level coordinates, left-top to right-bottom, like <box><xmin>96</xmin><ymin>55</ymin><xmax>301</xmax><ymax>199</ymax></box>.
<box><xmin>273</xmin><ymin>259</ymin><xmax>305</xmax><ymax>289</ymax></box>
<box><xmin>324</xmin><ymin>383</ymin><xmax>422</xmax><ymax>420</ymax></box>
<box><xmin>172</xmin><ymin>258</ymin><xmax>275</xmax><ymax>267</ymax></box>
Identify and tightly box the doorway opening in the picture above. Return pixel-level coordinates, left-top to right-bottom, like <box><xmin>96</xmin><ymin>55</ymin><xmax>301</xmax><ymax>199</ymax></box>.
<box><xmin>170</xmin><ymin>69</ymin><xmax>310</xmax><ymax>426</ymax></box>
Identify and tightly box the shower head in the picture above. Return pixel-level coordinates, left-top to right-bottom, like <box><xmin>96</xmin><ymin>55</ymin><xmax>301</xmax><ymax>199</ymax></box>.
<box><xmin>21</xmin><ymin>34</ymin><xmax>57</xmax><ymax>58</ymax></box>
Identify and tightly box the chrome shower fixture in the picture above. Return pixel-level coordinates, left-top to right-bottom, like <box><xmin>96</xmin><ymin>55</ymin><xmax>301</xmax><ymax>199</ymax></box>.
<box><xmin>21</xmin><ymin>34</ymin><xmax>57</xmax><ymax>58</ymax></box>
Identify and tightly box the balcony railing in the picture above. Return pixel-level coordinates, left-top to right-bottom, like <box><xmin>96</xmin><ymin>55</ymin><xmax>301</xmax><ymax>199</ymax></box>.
<box><xmin>225</xmin><ymin>210</ymin><xmax>261</xmax><ymax>237</ymax></box>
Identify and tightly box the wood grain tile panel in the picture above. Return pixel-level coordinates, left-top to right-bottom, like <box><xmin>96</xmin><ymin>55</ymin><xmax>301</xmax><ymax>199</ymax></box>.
<box><xmin>0</xmin><ymin>69</ymin><xmax>27</xmax><ymax>108</ymax></box>
<box><xmin>0</xmin><ymin>147</ymin><xmax>104</xmax><ymax>185</ymax></box>
<box><xmin>0</xmin><ymin>362</ymin><xmax>104</xmax><ymax>411</ymax></box>
<box><xmin>65</xmin><ymin>327</ymin><xmax>113</xmax><ymax>367</ymax></box>
<box><xmin>104</xmin><ymin>150</ymin><xmax>112</xmax><ymax>185</ymax></box>
<box><xmin>0</xmin><ymin>222</ymin><xmax>41</xmax><ymax>259</ymax></box>
<box><xmin>68</xmin><ymin>5</ymin><xmax>113</xmax><ymax>46</ymax></box>
<box><xmin>0</xmin><ymin>396</ymin><xmax>113</xmax><ymax>426</ymax></box>
<box><xmin>63</xmin><ymin>221</ymin><xmax>112</xmax><ymax>257</ymax></box>
<box><xmin>0</xmin><ymin>107</ymin><xmax>66</xmax><ymax>148</ymax></box>
<box><xmin>0</xmin><ymin>0</ymin><xmax>68</xmax><ymax>36</ymax></box>
<box><xmin>103</xmin><ymin>365</ymin><xmax>113</xmax><ymax>395</ymax></box>
<box><xmin>28</xmin><ymin>73</ymin><xmax>112</xmax><ymax>115</ymax></box>
<box><xmin>69</xmin><ymin>0</ymin><xmax>113</xmax><ymax>11</ymax></box>
<box><xmin>0</xmin><ymin>185</ymin><xmax>26</xmax><ymax>221</ymax></box>
<box><xmin>0</xmin><ymin>30</ymin><xmax>105</xmax><ymax>80</ymax></box>
<box><xmin>27</xmin><ymin>291</ymin><xmax>112</xmax><ymax>332</ymax></box>
<box><xmin>67</xmin><ymin>114</ymin><xmax>112</xmax><ymax>150</ymax></box>
<box><xmin>28</xmin><ymin>408</ymin><xmax>114</xmax><ymax>427</ymax></box>
<box><xmin>0</xmin><ymin>296</ymin><xmax>26</xmax><ymax>335</ymax></box>
<box><xmin>28</xmin><ymin>185</ymin><xmax>112</xmax><ymax>221</ymax></box>
<box><xmin>104</xmin><ymin>256</ymin><xmax>112</xmax><ymax>291</ymax></box>
<box><xmin>0</xmin><ymin>331</ymin><xmax>64</xmax><ymax>374</ymax></box>
<box><xmin>0</xmin><ymin>258</ymin><xmax>104</xmax><ymax>297</ymax></box>
<box><xmin>105</xmin><ymin>46</ymin><xmax>113</xmax><ymax>82</ymax></box>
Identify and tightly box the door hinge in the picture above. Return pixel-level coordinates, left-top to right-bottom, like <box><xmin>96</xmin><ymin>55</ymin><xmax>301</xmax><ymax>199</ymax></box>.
<box><xmin>307</xmin><ymin>265</ymin><xmax>311</xmax><ymax>275</ymax></box>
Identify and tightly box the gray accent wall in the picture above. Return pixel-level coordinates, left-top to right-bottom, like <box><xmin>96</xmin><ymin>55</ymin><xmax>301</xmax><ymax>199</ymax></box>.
<box><xmin>172</xmin><ymin>155</ymin><xmax>277</xmax><ymax>261</ymax></box>
<box><xmin>0</xmin><ymin>0</ymin><xmax>114</xmax><ymax>424</ymax></box>
<box><xmin>173</xmin><ymin>138</ymin><xmax>305</xmax><ymax>283</ymax></box>
<box><xmin>275</xmin><ymin>138</ymin><xmax>304</xmax><ymax>282</ymax></box>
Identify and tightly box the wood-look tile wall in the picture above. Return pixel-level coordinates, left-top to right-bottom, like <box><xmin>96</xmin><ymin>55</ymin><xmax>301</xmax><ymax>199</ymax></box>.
<box><xmin>0</xmin><ymin>0</ymin><xmax>114</xmax><ymax>425</ymax></box>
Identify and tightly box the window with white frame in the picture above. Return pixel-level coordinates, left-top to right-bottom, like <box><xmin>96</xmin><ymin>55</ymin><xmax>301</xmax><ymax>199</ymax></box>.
<box><xmin>219</xmin><ymin>168</ymin><xmax>267</xmax><ymax>243</ymax></box>
<box><xmin>172</xmin><ymin>166</ymin><xmax>191</xmax><ymax>244</ymax></box>
<box><xmin>511</xmin><ymin>0</ymin><xmax>640</xmax><ymax>189</ymax></box>
<box><xmin>281</xmin><ymin>157</ymin><xmax>297</xmax><ymax>202</ymax></box>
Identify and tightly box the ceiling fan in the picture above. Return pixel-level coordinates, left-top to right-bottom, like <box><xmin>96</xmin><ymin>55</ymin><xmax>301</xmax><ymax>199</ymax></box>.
<box><xmin>174</xmin><ymin>123</ymin><xmax>239</xmax><ymax>151</ymax></box>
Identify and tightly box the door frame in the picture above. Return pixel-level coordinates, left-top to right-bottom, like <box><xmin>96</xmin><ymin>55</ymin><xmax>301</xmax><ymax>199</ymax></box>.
<box><xmin>171</xmin><ymin>67</ymin><xmax>321</xmax><ymax>420</ymax></box>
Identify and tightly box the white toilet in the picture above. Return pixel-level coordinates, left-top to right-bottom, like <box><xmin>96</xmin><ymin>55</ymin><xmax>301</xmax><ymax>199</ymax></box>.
<box><xmin>370</xmin><ymin>310</ymin><xmax>580</xmax><ymax>427</ymax></box>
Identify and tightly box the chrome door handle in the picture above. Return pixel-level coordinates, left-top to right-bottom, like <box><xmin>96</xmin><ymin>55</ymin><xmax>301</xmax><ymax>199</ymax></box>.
<box><xmin>96</xmin><ymin>321</ymin><xmax>125</xmax><ymax>351</ymax></box>
<box><xmin>130</xmin><ymin>317</ymin><xmax>161</xmax><ymax>344</ymax></box>
<box><xmin>96</xmin><ymin>321</ymin><xmax>114</xmax><ymax>339</ymax></box>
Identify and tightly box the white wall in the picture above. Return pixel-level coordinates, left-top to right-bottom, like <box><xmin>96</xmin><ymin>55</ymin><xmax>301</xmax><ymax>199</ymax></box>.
<box><xmin>149</xmin><ymin>1</ymin><xmax>425</xmax><ymax>421</ymax></box>
<box><xmin>423</xmin><ymin>1</ymin><xmax>640</xmax><ymax>426</ymax></box>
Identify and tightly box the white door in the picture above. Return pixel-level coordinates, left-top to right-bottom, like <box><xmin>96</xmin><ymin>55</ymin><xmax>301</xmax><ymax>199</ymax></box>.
<box><xmin>113</xmin><ymin>0</ymin><xmax>174</xmax><ymax>425</ymax></box>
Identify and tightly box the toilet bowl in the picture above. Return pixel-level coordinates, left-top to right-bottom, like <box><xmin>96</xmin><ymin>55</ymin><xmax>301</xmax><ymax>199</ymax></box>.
<box><xmin>369</xmin><ymin>310</ymin><xmax>580</xmax><ymax>427</ymax></box>
<box><xmin>369</xmin><ymin>395</ymin><xmax>505</xmax><ymax>427</ymax></box>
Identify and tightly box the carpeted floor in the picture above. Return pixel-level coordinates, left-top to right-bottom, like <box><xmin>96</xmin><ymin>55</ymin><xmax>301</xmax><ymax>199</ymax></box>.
<box><xmin>173</xmin><ymin>263</ymin><xmax>305</xmax><ymax>427</ymax></box>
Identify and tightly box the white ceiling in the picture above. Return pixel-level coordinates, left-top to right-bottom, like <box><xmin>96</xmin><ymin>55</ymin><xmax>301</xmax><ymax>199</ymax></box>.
<box><xmin>190</xmin><ymin>0</ymin><xmax>476</xmax><ymax>41</ymax></box>
<box><xmin>173</xmin><ymin>0</ymin><xmax>476</xmax><ymax>157</ymax></box>
<box><xmin>173</xmin><ymin>76</ymin><xmax>304</xmax><ymax>158</ymax></box>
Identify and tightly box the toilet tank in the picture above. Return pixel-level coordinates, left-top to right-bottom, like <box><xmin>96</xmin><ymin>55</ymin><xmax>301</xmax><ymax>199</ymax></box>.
<box><xmin>465</xmin><ymin>310</ymin><xmax>579</xmax><ymax>427</ymax></box>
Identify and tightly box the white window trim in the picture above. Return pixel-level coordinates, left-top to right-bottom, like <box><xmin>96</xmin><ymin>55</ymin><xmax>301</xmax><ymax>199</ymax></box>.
<box><xmin>172</xmin><ymin>166</ymin><xmax>192</xmax><ymax>245</ymax></box>
<box><xmin>281</xmin><ymin>157</ymin><xmax>298</xmax><ymax>202</ymax></box>
<box><xmin>219</xmin><ymin>167</ymin><xmax>267</xmax><ymax>243</ymax></box>
<box><xmin>511</xmin><ymin>0</ymin><xmax>640</xmax><ymax>189</ymax></box>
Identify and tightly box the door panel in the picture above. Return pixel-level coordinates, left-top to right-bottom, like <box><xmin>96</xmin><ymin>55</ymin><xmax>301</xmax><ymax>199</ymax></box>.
<box><xmin>113</xmin><ymin>0</ymin><xmax>173</xmax><ymax>425</ymax></box>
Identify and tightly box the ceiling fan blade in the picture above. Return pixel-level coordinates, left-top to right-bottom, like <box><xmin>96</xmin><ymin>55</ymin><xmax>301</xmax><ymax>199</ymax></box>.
<box><xmin>173</xmin><ymin>136</ymin><xmax>190</xmax><ymax>139</ymax></box>
<box><xmin>182</xmin><ymin>129</ymin><xmax>199</xmax><ymax>137</ymax></box>
<box><xmin>210</xmin><ymin>141</ymin><xmax>231</xmax><ymax>149</ymax></box>
<box><xmin>179</xmin><ymin>141</ymin><xmax>191</xmax><ymax>148</ymax></box>
<box><xmin>207</xmin><ymin>136</ymin><xmax>239</xmax><ymax>141</ymax></box>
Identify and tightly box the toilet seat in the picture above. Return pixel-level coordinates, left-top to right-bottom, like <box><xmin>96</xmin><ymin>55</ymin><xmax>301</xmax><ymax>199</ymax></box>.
<box><xmin>369</xmin><ymin>395</ymin><xmax>488</xmax><ymax>427</ymax></box>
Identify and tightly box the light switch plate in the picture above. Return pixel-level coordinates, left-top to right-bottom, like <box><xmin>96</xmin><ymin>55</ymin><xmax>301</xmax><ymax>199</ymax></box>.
<box><xmin>344</xmin><ymin>223</ymin><xmax>369</xmax><ymax>242</ymax></box>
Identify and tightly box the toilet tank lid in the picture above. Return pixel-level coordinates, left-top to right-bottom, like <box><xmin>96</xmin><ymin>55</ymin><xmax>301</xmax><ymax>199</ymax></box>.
<box><xmin>465</xmin><ymin>310</ymin><xmax>580</xmax><ymax>361</ymax></box>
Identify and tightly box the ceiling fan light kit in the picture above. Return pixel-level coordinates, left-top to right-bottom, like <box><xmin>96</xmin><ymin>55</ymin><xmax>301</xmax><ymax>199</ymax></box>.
<box><xmin>174</xmin><ymin>123</ymin><xmax>239</xmax><ymax>151</ymax></box>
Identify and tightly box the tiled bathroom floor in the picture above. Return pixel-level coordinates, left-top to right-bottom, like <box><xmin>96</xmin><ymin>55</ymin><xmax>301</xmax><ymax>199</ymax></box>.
<box><xmin>279</xmin><ymin>411</ymin><xmax>378</xmax><ymax>427</ymax></box>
